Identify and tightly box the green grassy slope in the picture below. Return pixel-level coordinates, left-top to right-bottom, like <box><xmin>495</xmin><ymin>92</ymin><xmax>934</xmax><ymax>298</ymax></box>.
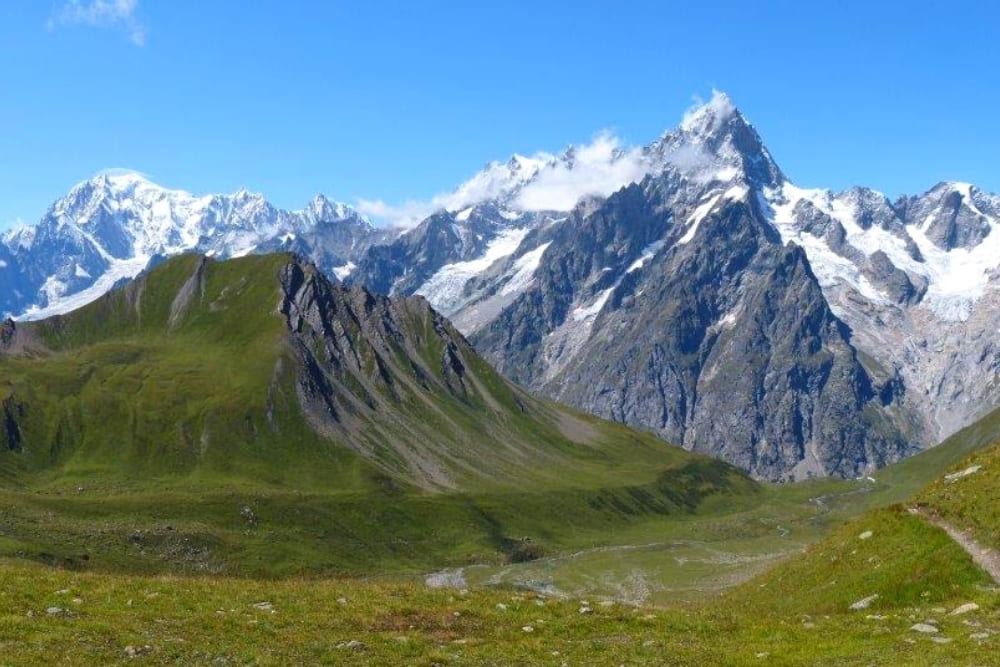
<box><xmin>694</xmin><ymin>414</ymin><xmax>1000</xmax><ymax>663</ymax></box>
<box><xmin>435</xmin><ymin>404</ymin><xmax>1000</xmax><ymax>605</ymax></box>
<box><xmin>4</xmin><ymin>251</ymin><xmax>1000</xmax><ymax>621</ymax></box>
<box><xmin>913</xmin><ymin>409</ymin><xmax>1000</xmax><ymax>553</ymax></box>
<box><xmin>0</xmin><ymin>253</ymin><xmax>756</xmax><ymax>576</ymax></box>
<box><xmin>2</xmin><ymin>545</ymin><xmax>997</xmax><ymax>666</ymax></box>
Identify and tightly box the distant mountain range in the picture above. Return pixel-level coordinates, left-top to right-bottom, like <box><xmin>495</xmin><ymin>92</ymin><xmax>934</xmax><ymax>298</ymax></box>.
<box><xmin>5</xmin><ymin>92</ymin><xmax>1000</xmax><ymax>481</ymax></box>
<box><xmin>0</xmin><ymin>174</ymin><xmax>392</xmax><ymax>319</ymax></box>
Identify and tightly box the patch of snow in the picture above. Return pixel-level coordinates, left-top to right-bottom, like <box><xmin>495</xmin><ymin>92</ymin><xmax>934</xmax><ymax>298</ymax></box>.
<box><xmin>572</xmin><ymin>286</ymin><xmax>615</xmax><ymax>322</ymax></box>
<box><xmin>455</xmin><ymin>207</ymin><xmax>474</xmax><ymax>222</ymax></box>
<box><xmin>501</xmin><ymin>242</ymin><xmax>551</xmax><ymax>296</ymax></box>
<box><xmin>498</xmin><ymin>209</ymin><xmax>523</xmax><ymax>221</ymax></box>
<box><xmin>415</xmin><ymin>227</ymin><xmax>530</xmax><ymax>315</ymax></box>
<box><xmin>723</xmin><ymin>184</ymin><xmax>749</xmax><ymax>201</ymax></box>
<box><xmin>18</xmin><ymin>255</ymin><xmax>151</xmax><ymax>321</ymax></box>
<box><xmin>10</xmin><ymin>226</ymin><xmax>36</xmax><ymax>250</ymax></box>
<box><xmin>333</xmin><ymin>262</ymin><xmax>357</xmax><ymax>281</ymax></box>
<box><xmin>678</xmin><ymin>184</ymin><xmax>749</xmax><ymax>246</ymax></box>
<box><xmin>679</xmin><ymin>193</ymin><xmax>723</xmax><ymax>245</ymax></box>
<box><xmin>41</xmin><ymin>276</ymin><xmax>67</xmax><ymax>303</ymax></box>
<box><xmin>74</xmin><ymin>264</ymin><xmax>91</xmax><ymax>279</ymax></box>
<box><xmin>714</xmin><ymin>166</ymin><xmax>740</xmax><ymax>181</ymax></box>
<box><xmin>626</xmin><ymin>240</ymin><xmax>666</xmax><ymax>273</ymax></box>
<box><xmin>716</xmin><ymin>309</ymin><xmax>739</xmax><ymax>329</ymax></box>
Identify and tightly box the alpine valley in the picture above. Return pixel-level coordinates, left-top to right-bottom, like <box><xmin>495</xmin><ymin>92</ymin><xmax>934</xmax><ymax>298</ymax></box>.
<box><xmin>5</xmin><ymin>93</ymin><xmax>1000</xmax><ymax>484</ymax></box>
<box><xmin>7</xmin><ymin>93</ymin><xmax>1000</xmax><ymax>665</ymax></box>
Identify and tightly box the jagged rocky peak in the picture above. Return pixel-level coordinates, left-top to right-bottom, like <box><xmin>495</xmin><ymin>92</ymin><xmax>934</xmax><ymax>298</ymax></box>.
<box><xmin>835</xmin><ymin>187</ymin><xmax>900</xmax><ymax>230</ymax></box>
<box><xmin>677</xmin><ymin>90</ymin><xmax>746</xmax><ymax>139</ymax></box>
<box><xmin>302</xmin><ymin>193</ymin><xmax>371</xmax><ymax>227</ymax></box>
<box><xmin>644</xmin><ymin>91</ymin><xmax>785</xmax><ymax>189</ymax></box>
<box><xmin>896</xmin><ymin>181</ymin><xmax>999</xmax><ymax>251</ymax></box>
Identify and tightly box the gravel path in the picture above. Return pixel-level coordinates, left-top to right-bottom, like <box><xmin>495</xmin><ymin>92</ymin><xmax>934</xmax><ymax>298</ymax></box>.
<box><xmin>908</xmin><ymin>507</ymin><xmax>1000</xmax><ymax>584</ymax></box>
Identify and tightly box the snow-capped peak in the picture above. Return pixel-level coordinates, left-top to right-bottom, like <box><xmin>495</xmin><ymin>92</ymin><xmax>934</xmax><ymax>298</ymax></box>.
<box><xmin>446</xmin><ymin>90</ymin><xmax>780</xmax><ymax>216</ymax></box>
<box><xmin>679</xmin><ymin>90</ymin><xmax>739</xmax><ymax>135</ymax></box>
<box><xmin>507</xmin><ymin>153</ymin><xmax>551</xmax><ymax>174</ymax></box>
<box><xmin>366</xmin><ymin>91</ymin><xmax>779</xmax><ymax>227</ymax></box>
<box><xmin>2</xmin><ymin>173</ymin><xmax>379</xmax><ymax>319</ymax></box>
<box><xmin>302</xmin><ymin>193</ymin><xmax>373</xmax><ymax>228</ymax></box>
<box><xmin>647</xmin><ymin>92</ymin><xmax>784</xmax><ymax>189</ymax></box>
<box><xmin>98</xmin><ymin>169</ymin><xmax>153</xmax><ymax>187</ymax></box>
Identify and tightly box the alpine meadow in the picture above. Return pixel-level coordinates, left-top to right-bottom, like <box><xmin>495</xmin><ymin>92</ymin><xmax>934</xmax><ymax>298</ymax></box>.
<box><xmin>3</xmin><ymin>2</ymin><xmax>1000</xmax><ymax>664</ymax></box>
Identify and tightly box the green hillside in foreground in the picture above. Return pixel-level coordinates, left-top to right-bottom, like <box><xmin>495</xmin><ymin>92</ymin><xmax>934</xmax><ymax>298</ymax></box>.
<box><xmin>430</xmin><ymin>400</ymin><xmax>1000</xmax><ymax>606</ymax></box>
<box><xmin>9</xmin><ymin>410</ymin><xmax>999</xmax><ymax>664</ymax></box>
<box><xmin>3</xmin><ymin>255</ymin><xmax>1000</xmax><ymax>663</ymax></box>
<box><xmin>0</xmin><ymin>513</ymin><xmax>996</xmax><ymax>667</ymax></box>
<box><xmin>0</xmin><ymin>252</ymin><xmax>757</xmax><ymax>576</ymax></box>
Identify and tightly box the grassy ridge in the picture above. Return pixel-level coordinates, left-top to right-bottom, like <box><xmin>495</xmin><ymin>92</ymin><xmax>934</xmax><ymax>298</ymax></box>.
<box><xmin>0</xmin><ymin>253</ymin><xmax>761</xmax><ymax>577</ymax></box>
<box><xmin>3</xmin><ymin>252</ymin><xmax>999</xmax><ymax>588</ymax></box>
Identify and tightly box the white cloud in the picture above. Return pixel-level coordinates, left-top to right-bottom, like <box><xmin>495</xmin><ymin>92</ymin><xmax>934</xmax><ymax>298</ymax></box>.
<box><xmin>49</xmin><ymin>0</ymin><xmax>146</xmax><ymax>46</ymax></box>
<box><xmin>359</xmin><ymin>131</ymin><xmax>653</xmax><ymax>227</ymax></box>
<box><xmin>680</xmin><ymin>89</ymin><xmax>735</xmax><ymax>133</ymax></box>
<box><xmin>515</xmin><ymin>132</ymin><xmax>648</xmax><ymax>211</ymax></box>
<box><xmin>354</xmin><ymin>198</ymin><xmax>439</xmax><ymax>229</ymax></box>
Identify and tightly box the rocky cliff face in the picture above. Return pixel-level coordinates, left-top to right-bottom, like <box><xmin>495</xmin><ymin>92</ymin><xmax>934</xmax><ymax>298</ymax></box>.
<box><xmin>766</xmin><ymin>181</ymin><xmax>1000</xmax><ymax>444</ymax></box>
<box><xmin>345</xmin><ymin>94</ymin><xmax>1000</xmax><ymax>481</ymax></box>
<box><xmin>471</xmin><ymin>175</ymin><xmax>914</xmax><ymax>480</ymax></box>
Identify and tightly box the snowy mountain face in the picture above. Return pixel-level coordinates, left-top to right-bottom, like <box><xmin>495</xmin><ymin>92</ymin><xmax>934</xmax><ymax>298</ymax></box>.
<box><xmin>348</xmin><ymin>91</ymin><xmax>1000</xmax><ymax>479</ymax></box>
<box><xmin>360</xmin><ymin>92</ymin><xmax>785</xmax><ymax>332</ymax></box>
<box><xmin>764</xmin><ymin>180</ymin><xmax>1000</xmax><ymax>441</ymax></box>
<box><xmin>347</xmin><ymin>92</ymin><xmax>780</xmax><ymax>318</ymax></box>
<box><xmin>0</xmin><ymin>173</ymin><xmax>387</xmax><ymax>319</ymax></box>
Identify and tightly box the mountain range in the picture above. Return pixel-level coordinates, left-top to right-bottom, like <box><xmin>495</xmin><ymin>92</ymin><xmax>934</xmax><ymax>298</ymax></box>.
<box><xmin>4</xmin><ymin>92</ymin><xmax>1000</xmax><ymax>481</ymax></box>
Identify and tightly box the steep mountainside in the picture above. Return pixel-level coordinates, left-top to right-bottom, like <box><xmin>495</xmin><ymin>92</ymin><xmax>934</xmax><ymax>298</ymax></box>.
<box><xmin>0</xmin><ymin>252</ymin><xmax>755</xmax><ymax>574</ymax></box>
<box><xmin>0</xmin><ymin>173</ymin><xmax>391</xmax><ymax>320</ymax></box>
<box><xmin>0</xmin><ymin>252</ymin><xmax>709</xmax><ymax>493</ymax></box>
<box><xmin>471</xmin><ymin>178</ymin><xmax>914</xmax><ymax>479</ymax></box>
<box><xmin>347</xmin><ymin>93</ymin><xmax>999</xmax><ymax>480</ymax></box>
<box><xmin>766</xmin><ymin>180</ymin><xmax>1000</xmax><ymax>442</ymax></box>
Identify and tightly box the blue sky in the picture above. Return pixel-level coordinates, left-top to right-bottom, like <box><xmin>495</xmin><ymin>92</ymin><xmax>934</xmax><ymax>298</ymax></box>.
<box><xmin>2</xmin><ymin>0</ymin><xmax>998</xmax><ymax>230</ymax></box>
